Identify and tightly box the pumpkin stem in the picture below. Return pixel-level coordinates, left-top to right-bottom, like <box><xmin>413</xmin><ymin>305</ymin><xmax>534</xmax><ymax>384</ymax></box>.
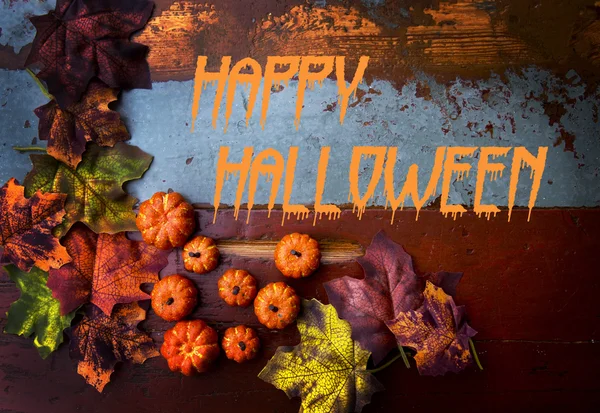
<box><xmin>238</xmin><ymin>341</ymin><xmax>246</xmax><ymax>351</ymax></box>
<box><xmin>188</xmin><ymin>252</ymin><xmax>201</xmax><ymax>258</ymax></box>
<box><xmin>290</xmin><ymin>249</ymin><xmax>301</xmax><ymax>257</ymax></box>
<box><xmin>268</xmin><ymin>304</ymin><xmax>279</xmax><ymax>312</ymax></box>
<box><xmin>166</xmin><ymin>297</ymin><xmax>174</xmax><ymax>306</ymax></box>
<box><xmin>232</xmin><ymin>286</ymin><xmax>240</xmax><ymax>295</ymax></box>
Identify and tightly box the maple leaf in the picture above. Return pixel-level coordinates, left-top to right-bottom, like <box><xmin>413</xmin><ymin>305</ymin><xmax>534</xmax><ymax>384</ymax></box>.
<box><xmin>0</xmin><ymin>178</ymin><xmax>71</xmax><ymax>272</ymax></box>
<box><xmin>68</xmin><ymin>302</ymin><xmax>159</xmax><ymax>392</ymax></box>
<box><xmin>26</xmin><ymin>0</ymin><xmax>154</xmax><ymax>108</ymax></box>
<box><xmin>35</xmin><ymin>80</ymin><xmax>129</xmax><ymax>168</ymax></box>
<box><xmin>324</xmin><ymin>231</ymin><xmax>462</xmax><ymax>364</ymax></box>
<box><xmin>48</xmin><ymin>224</ymin><xmax>169</xmax><ymax>316</ymax></box>
<box><xmin>258</xmin><ymin>299</ymin><xmax>384</xmax><ymax>413</ymax></box>
<box><xmin>386</xmin><ymin>282</ymin><xmax>477</xmax><ymax>376</ymax></box>
<box><xmin>4</xmin><ymin>265</ymin><xmax>77</xmax><ymax>359</ymax></box>
<box><xmin>24</xmin><ymin>142</ymin><xmax>153</xmax><ymax>238</ymax></box>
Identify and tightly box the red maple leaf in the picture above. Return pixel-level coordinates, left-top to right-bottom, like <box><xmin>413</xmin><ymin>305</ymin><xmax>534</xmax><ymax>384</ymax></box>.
<box><xmin>386</xmin><ymin>282</ymin><xmax>477</xmax><ymax>376</ymax></box>
<box><xmin>48</xmin><ymin>224</ymin><xmax>169</xmax><ymax>316</ymax></box>
<box><xmin>26</xmin><ymin>0</ymin><xmax>154</xmax><ymax>108</ymax></box>
<box><xmin>68</xmin><ymin>302</ymin><xmax>159</xmax><ymax>391</ymax></box>
<box><xmin>324</xmin><ymin>231</ymin><xmax>462</xmax><ymax>363</ymax></box>
<box><xmin>0</xmin><ymin>178</ymin><xmax>71</xmax><ymax>272</ymax></box>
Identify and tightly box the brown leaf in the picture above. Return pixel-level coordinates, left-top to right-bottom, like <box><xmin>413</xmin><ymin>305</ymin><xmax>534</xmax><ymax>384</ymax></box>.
<box><xmin>0</xmin><ymin>178</ymin><xmax>70</xmax><ymax>272</ymax></box>
<box><xmin>48</xmin><ymin>224</ymin><xmax>169</xmax><ymax>316</ymax></box>
<box><xmin>68</xmin><ymin>302</ymin><xmax>159</xmax><ymax>392</ymax></box>
<box><xmin>26</xmin><ymin>0</ymin><xmax>154</xmax><ymax>107</ymax></box>
<box><xmin>386</xmin><ymin>282</ymin><xmax>477</xmax><ymax>376</ymax></box>
<box><xmin>324</xmin><ymin>231</ymin><xmax>462</xmax><ymax>363</ymax></box>
<box><xmin>35</xmin><ymin>81</ymin><xmax>129</xmax><ymax>168</ymax></box>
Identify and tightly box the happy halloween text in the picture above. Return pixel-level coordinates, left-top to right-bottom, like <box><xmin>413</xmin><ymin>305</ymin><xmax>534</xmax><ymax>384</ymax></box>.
<box><xmin>190</xmin><ymin>56</ymin><xmax>548</xmax><ymax>224</ymax></box>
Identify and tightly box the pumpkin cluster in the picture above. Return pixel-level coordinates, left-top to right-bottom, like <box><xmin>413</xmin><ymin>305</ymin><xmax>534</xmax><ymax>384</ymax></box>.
<box><xmin>136</xmin><ymin>195</ymin><xmax>323</xmax><ymax>375</ymax></box>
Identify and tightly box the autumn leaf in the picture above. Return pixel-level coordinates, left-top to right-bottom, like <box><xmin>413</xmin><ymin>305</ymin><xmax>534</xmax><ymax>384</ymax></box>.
<box><xmin>35</xmin><ymin>80</ymin><xmax>129</xmax><ymax>168</ymax></box>
<box><xmin>0</xmin><ymin>178</ymin><xmax>71</xmax><ymax>272</ymax></box>
<box><xmin>258</xmin><ymin>299</ymin><xmax>384</xmax><ymax>413</ymax></box>
<box><xmin>26</xmin><ymin>0</ymin><xmax>154</xmax><ymax>108</ymax></box>
<box><xmin>48</xmin><ymin>224</ymin><xmax>169</xmax><ymax>316</ymax></box>
<box><xmin>386</xmin><ymin>282</ymin><xmax>477</xmax><ymax>376</ymax></box>
<box><xmin>68</xmin><ymin>302</ymin><xmax>159</xmax><ymax>392</ymax></box>
<box><xmin>324</xmin><ymin>231</ymin><xmax>462</xmax><ymax>364</ymax></box>
<box><xmin>4</xmin><ymin>265</ymin><xmax>76</xmax><ymax>359</ymax></box>
<box><xmin>24</xmin><ymin>142</ymin><xmax>153</xmax><ymax>237</ymax></box>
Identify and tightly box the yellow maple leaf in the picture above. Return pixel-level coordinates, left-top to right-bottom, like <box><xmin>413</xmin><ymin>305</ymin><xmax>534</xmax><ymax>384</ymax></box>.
<box><xmin>258</xmin><ymin>299</ymin><xmax>384</xmax><ymax>413</ymax></box>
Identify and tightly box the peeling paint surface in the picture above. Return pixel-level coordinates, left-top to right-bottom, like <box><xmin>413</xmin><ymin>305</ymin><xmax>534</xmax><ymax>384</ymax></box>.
<box><xmin>0</xmin><ymin>0</ymin><xmax>56</xmax><ymax>53</ymax></box>
<box><xmin>1</xmin><ymin>68</ymin><xmax>599</xmax><ymax>208</ymax></box>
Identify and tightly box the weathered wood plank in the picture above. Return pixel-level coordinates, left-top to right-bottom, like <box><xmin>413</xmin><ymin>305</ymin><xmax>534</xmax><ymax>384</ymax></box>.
<box><xmin>1</xmin><ymin>208</ymin><xmax>599</xmax><ymax>411</ymax></box>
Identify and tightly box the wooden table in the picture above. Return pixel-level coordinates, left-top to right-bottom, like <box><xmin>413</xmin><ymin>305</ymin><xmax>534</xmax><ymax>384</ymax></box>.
<box><xmin>1</xmin><ymin>208</ymin><xmax>598</xmax><ymax>412</ymax></box>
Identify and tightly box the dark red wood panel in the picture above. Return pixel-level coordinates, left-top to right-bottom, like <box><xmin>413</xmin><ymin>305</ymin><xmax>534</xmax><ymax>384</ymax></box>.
<box><xmin>1</xmin><ymin>208</ymin><xmax>599</xmax><ymax>412</ymax></box>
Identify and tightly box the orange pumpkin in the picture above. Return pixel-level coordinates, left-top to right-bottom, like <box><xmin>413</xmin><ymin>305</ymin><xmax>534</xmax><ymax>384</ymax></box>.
<box><xmin>151</xmin><ymin>274</ymin><xmax>197</xmax><ymax>321</ymax></box>
<box><xmin>136</xmin><ymin>191</ymin><xmax>195</xmax><ymax>250</ymax></box>
<box><xmin>160</xmin><ymin>319</ymin><xmax>220</xmax><ymax>375</ymax></box>
<box><xmin>274</xmin><ymin>233</ymin><xmax>321</xmax><ymax>278</ymax></box>
<box><xmin>218</xmin><ymin>269</ymin><xmax>257</xmax><ymax>307</ymax></box>
<box><xmin>254</xmin><ymin>282</ymin><xmax>300</xmax><ymax>329</ymax></box>
<box><xmin>222</xmin><ymin>325</ymin><xmax>260</xmax><ymax>363</ymax></box>
<box><xmin>182</xmin><ymin>236</ymin><xmax>219</xmax><ymax>274</ymax></box>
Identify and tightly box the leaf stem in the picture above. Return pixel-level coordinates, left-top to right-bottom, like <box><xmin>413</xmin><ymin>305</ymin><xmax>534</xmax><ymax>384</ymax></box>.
<box><xmin>366</xmin><ymin>346</ymin><xmax>410</xmax><ymax>373</ymax></box>
<box><xmin>26</xmin><ymin>68</ymin><xmax>54</xmax><ymax>100</ymax></box>
<box><xmin>13</xmin><ymin>146</ymin><xmax>47</xmax><ymax>153</ymax></box>
<box><xmin>469</xmin><ymin>338</ymin><xmax>484</xmax><ymax>371</ymax></box>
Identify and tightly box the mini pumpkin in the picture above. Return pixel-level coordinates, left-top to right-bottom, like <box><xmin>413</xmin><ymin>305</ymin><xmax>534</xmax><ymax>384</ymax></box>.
<box><xmin>274</xmin><ymin>233</ymin><xmax>321</xmax><ymax>278</ymax></box>
<box><xmin>218</xmin><ymin>269</ymin><xmax>257</xmax><ymax>307</ymax></box>
<box><xmin>161</xmin><ymin>319</ymin><xmax>220</xmax><ymax>375</ymax></box>
<box><xmin>136</xmin><ymin>191</ymin><xmax>195</xmax><ymax>250</ymax></box>
<box><xmin>254</xmin><ymin>282</ymin><xmax>300</xmax><ymax>329</ymax></box>
<box><xmin>151</xmin><ymin>274</ymin><xmax>198</xmax><ymax>321</ymax></box>
<box><xmin>222</xmin><ymin>325</ymin><xmax>260</xmax><ymax>363</ymax></box>
<box><xmin>182</xmin><ymin>236</ymin><xmax>219</xmax><ymax>274</ymax></box>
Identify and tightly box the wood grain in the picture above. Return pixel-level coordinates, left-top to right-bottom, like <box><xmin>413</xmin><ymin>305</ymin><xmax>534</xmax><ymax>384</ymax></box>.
<box><xmin>1</xmin><ymin>208</ymin><xmax>599</xmax><ymax>411</ymax></box>
<box><xmin>2</xmin><ymin>0</ymin><xmax>600</xmax><ymax>83</ymax></box>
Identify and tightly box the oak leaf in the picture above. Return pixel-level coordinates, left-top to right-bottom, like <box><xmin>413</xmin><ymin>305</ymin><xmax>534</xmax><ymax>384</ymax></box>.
<box><xmin>68</xmin><ymin>302</ymin><xmax>159</xmax><ymax>392</ymax></box>
<box><xmin>386</xmin><ymin>282</ymin><xmax>477</xmax><ymax>376</ymax></box>
<box><xmin>24</xmin><ymin>142</ymin><xmax>153</xmax><ymax>238</ymax></box>
<box><xmin>0</xmin><ymin>178</ymin><xmax>71</xmax><ymax>272</ymax></box>
<box><xmin>48</xmin><ymin>224</ymin><xmax>169</xmax><ymax>316</ymax></box>
<box><xmin>26</xmin><ymin>0</ymin><xmax>154</xmax><ymax>108</ymax></box>
<box><xmin>35</xmin><ymin>80</ymin><xmax>129</xmax><ymax>168</ymax></box>
<box><xmin>258</xmin><ymin>299</ymin><xmax>384</xmax><ymax>413</ymax></box>
<box><xmin>4</xmin><ymin>265</ymin><xmax>77</xmax><ymax>358</ymax></box>
<box><xmin>324</xmin><ymin>231</ymin><xmax>462</xmax><ymax>364</ymax></box>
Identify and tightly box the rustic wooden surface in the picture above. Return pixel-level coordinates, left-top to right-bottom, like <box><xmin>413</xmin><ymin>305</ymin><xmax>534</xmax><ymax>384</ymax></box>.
<box><xmin>1</xmin><ymin>208</ymin><xmax>599</xmax><ymax>412</ymax></box>
<box><xmin>2</xmin><ymin>0</ymin><xmax>600</xmax><ymax>84</ymax></box>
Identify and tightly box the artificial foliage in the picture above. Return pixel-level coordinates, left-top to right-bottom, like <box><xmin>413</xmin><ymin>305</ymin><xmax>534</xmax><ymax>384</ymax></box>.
<box><xmin>259</xmin><ymin>299</ymin><xmax>384</xmax><ymax>413</ymax></box>
<box><xmin>4</xmin><ymin>265</ymin><xmax>76</xmax><ymax>359</ymax></box>
<box><xmin>324</xmin><ymin>230</ymin><xmax>463</xmax><ymax>364</ymax></box>
<box><xmin>47</xmin><ymin>224</ymin><xmax>169</xmax><ymax>316</ymax></box>
<box><xmin>24</xmin><ymin>142</ymin><xmax>153</xmax><ymax>237</ymax></box>
<box><xmin>0</xmin><ymin>178</ymin><xmax>70</xmax><ymax>272</ymax></box>
<box><xmin>68</xmin><ymin>302</ymin><xmax>158</xmax><ymax>391</ymax></box>
<box><xmin>35</xmin><ymin>80</ymin><xmax>129</xmax><ymax>168</ymax></box>
<box><xmin>26</xmin><ymin>0</ymin><xmax>154</xmax><ymax>107</ymax></box>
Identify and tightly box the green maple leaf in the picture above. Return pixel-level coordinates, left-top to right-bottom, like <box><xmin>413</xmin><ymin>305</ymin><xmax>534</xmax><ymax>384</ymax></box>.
<box><xmin>24</xmin><ymin>142</ymin><xmax>152</xmax><ymax>237</ymax></box>
<box><xmin>258</xmin><ymin>299</ymin><xmax>384</xmax><ymax>413</ymax></box>
<box><xmin>4</xmin><ymin>265</ymin><xmax>76</xmax><ymax>359</ymax></box>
